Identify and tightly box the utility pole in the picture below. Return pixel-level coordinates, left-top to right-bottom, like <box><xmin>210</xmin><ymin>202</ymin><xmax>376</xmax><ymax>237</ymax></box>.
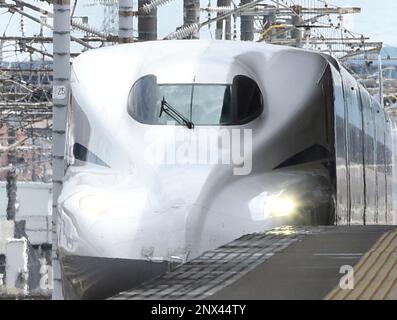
<box><xmin>291</xmin><ymin>5</ymin><xmax>303</xmax><ymax>48</ymax></box>
<box><xmin>119</xmin><ymin>0</ymin><xmax>134</xmax><ymax>43</ymax></box>
<box><xmin>6</xmin><ymin>97</ymin><xmax>17</xmax><ymax>223</ymax></box>
<box><xmin>0</xmin><ymin>39</ymin><xmax>3</xmax><ymax>66</ymax></box>
<box><xmin>183</xmin><ymin>0</ymin><xmax>200</xmax><ymax>39</ymax></box>
<box><xmin>240</xmin><ymin>0</ymin><xmax>254</xmax><ymax>41</ymax></box>
<box><xmin>52</xmin><ymin>0</ymin><xmax>70</xmax><ymax>300</ymax></box>
<box><xmin>216</xmin><ymin>0</ymin><xmax>231</xmax><ymax>40</ymax></box>
<box><xmin>6</xmin><ymin>168</ymin><xmax>17</xmax><ymax>221</ymax></box>
<box><xmin>138</xmin><ymin>0</ymin><xmax>158</xmax><ymax>41</ymax></box>
<box><xmin>378</xmin><ymin>53</ymin><xmax>384</xmax><ymax>106</ymax></box>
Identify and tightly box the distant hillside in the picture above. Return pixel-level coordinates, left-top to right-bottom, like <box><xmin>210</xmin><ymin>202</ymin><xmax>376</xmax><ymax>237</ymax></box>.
<box><xmin>0</xmin><ymin>60</ymin><xmax>52</xmax><ymax>69</ymax></box>
<box><xmin>347</xmin><ymin>46</ymin><xmax>397</xmax><ymax>69</ymax></box>
<box><xmin>381</xmin><ymin>46</ymin><xmax>397</xmax><ymax>60</ymax></box>
<box><xmin>346</xmin><ymin>46</ymin><xmax>397</xmax><ymax>80</ymax></box>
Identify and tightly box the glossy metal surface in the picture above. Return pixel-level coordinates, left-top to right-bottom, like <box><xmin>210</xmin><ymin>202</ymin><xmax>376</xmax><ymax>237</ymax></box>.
<box><xmin>333</xmin><ymin>63</ymin><xmax>396</xmax><ymax>225</ymax></box>
<box><xmin>57</xmin><ymin>40</ymin><xmax>396</xmax><ymax>298</ymax></box>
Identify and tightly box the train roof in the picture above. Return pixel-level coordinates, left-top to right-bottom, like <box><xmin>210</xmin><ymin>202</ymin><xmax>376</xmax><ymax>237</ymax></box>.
<box><xmin>71</xmin><ymin>40</ymin><xmax>324</xmax><ymax>85</ymax></box>
<box><xmin>70</xmin><ymin>40</ymin><xmax>331</xmax><ymax>125</ymax></box>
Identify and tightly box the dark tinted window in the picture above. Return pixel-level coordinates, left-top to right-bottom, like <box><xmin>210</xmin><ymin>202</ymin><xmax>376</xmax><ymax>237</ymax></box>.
<box><xmin>67</xmin><ymin>96</ymin><xmax>109</xmax><ymax>168</ymax></box>
<box><xmin>73</xmin><ymin>143</ymin><xmax>110</xmax><ymax>168</ymax></box>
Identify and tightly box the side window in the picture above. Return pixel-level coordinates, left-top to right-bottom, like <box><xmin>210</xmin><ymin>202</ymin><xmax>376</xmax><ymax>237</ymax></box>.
<box><xmin>73</xmin><ymin>143</ymin><xmax>109</xmax><ymax>167</ymax></box>
<box><xmin>232</xmin><ymin>75</ymin><xmax>264</xmax><ymax>124</ymax></box>
<box><xmin>127</xmin><ymin>75</ymin><xmax>159</xmax><ymax>124</ymax></box>
<box><xmin>67</xmin><ymin>96</ymin><xmax>109</xmax><ymax>168</ymax></box>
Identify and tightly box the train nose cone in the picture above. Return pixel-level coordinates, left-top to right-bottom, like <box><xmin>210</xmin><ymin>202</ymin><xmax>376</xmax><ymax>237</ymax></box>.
<box><xmin>61</xmin><ymin>255</ymin><xmax>168</xmax><ymax>300</ymax></box>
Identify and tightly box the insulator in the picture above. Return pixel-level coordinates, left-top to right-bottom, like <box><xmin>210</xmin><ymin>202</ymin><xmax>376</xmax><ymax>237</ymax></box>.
<box><xmin>165</xmin><ymin>23</ymin><xmax>200</xmax><ymax>40</ymax></box>
<box><xmin>141</xmin><ymin>0</ymin><xmax>175</xmax><ymax>14</ymax></box>
<box><xmin>86</xmin><ymin>0</ymin><xmax>118</xmax><ymax>7</ymax></box>
<box><xmin>201</xmin><ymin>6</ymin><xmax>234</xmax><ymax>14</ymax></box>
<box><xmin>72</xmin><ymin>20</ymin><xmax>110</xmax><ymax>39</ymax></box>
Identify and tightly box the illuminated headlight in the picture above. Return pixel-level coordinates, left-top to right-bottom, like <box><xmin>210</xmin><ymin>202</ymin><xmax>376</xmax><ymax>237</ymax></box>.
<box><xmin>79</xmin><ymin>194</ymin><xmax>109</xmax><ymax>215</ymax></box>
<box><xmin>264</xmin><ymin>195</ymin><xmax>296</xmax><ymax>218</ymax></box>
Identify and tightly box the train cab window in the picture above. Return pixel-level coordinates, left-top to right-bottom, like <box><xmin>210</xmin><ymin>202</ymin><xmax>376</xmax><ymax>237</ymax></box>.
<box><xmin>67</xmin><ymin>96</ymin><xmax>109</xmax><ymax>168</ymax></box>
<box><xmin>73</xmin><ymin>143</ymin><xmax>110</xmax><ymax>168</ymax></box>
<box><xmin>128</xmin><ymin>74</ymin><xmax>263</xmax><ymax>126</ymax></box>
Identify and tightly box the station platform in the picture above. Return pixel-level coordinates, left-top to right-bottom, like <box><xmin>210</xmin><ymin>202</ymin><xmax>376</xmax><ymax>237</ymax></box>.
<box><xmin>110</xmin><ymin>225</ymin><xmax>397</xmax><ymax>300</ymax></box>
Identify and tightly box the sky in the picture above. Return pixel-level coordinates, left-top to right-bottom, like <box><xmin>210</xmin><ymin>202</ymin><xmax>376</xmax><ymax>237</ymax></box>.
<box><xmin>0</xmin><ymin>0</ymin><xmax>396</xmax><ymax>62</ymax></box>
<box><xmin>326</xmin><ymin>0</ymin><xmax>397</xmax><ymax>46</ymax></box>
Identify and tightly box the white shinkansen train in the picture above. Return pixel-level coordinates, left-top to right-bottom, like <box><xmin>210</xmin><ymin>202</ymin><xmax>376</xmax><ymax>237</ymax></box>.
<box><xmin>58</xmin><ymin>40</ymin><xmax>397</xmax><ymax>299</ymax></box>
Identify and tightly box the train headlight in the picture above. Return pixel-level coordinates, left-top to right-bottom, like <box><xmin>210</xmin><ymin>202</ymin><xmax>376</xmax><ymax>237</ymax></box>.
<box><xmin>79</xmin><ymin>194</ymin><xmax>109</xmax><ymax>215</ymax></box>
<box><xmin>264</xmin><ymin>195</ymin><xmax>296</xmax><ymax>218</ymax></box>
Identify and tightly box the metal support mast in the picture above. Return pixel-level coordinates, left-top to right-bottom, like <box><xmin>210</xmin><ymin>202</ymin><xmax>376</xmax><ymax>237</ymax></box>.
<box><xmin>240</xmin><ymin>0</ymin><xmax>254</xmax><ymax>41</ymax></box>
<box><xmin>216</xmin><ymin>0</ymin><xmax>231</xmax><ymax>40</ymax></box>
<box><xmin>138</xmin><ymin>0</ymin><xmax>158</xmax><ymax>41</ymax></box>
<box><xmin>183</xmin><ymin>0</ymin><xmax>200</xmax><ymax>39</ymax></box>
<box><xmin>378</xmin><ymin>53</ymin><xmax>384</xmax><ymax>106</ymax></box>
<box><xmin>52</xmin><ymin>0</ymin><xmax>70</xmax><ymax>300</ymax></box>
<box><xmin>291</xmin><ymin>5</ymin><xmax>303</xmax><ymax>48</ymax></box>
<box><xmin>119</xmin><ymin>0</ymin><xmax>134</xmax><ymax>43</ymax></box>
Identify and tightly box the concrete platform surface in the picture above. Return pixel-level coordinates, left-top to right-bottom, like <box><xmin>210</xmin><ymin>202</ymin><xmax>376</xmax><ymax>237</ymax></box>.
<box><xmin>110</xmin><ymin>225</ymin><xmax>396</xmax><ymax>300</ymax></box>
<box><xmin>211</xmin><ymin>225</ymin><xmax>395</xmax><ymax>300</ymax></box>
<box><xmin>326</xmin><ymin>228</ymin><xmax>397</xmax><ymax>300</ymax></box>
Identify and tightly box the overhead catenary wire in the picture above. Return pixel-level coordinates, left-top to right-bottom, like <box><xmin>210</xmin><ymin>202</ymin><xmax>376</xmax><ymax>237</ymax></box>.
<box><xmin>164</xmin><ymin>0</ymin><xmax>266</xmax><ymax>40</ymax></box>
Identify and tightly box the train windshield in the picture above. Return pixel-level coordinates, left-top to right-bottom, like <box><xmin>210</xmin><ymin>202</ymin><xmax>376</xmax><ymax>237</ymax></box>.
<box><xmin>128</xmin><ymin>74</ymin><xmax>263</xmax><ymax>126</ymax></box>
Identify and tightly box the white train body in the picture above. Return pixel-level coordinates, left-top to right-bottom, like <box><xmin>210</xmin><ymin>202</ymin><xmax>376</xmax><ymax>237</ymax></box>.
<box><xmin>57</xmin><ymin>40</ymin><xmax>396</xmax><ymax>299</ymax></box>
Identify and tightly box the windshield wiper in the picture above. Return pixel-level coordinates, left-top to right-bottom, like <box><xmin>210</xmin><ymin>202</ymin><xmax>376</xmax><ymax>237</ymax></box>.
<box><xmin>159</xmin><ymin>97</ymin><xmax>194</xmax><ymax>129</ymax></box>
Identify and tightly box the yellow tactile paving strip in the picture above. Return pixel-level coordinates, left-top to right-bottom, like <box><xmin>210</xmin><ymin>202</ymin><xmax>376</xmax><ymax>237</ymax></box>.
<box><xmin>326</xmin><ymin>228</ymin><xmax>397</xmax><ymax>300</ymax></box>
